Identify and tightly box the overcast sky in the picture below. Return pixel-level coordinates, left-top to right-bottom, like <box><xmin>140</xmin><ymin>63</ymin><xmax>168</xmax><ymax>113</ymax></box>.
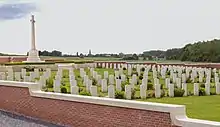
<box><xmin>0</xmin><ymin>0</ymin><xmax>220</xmax><ymax>55</ymax></box>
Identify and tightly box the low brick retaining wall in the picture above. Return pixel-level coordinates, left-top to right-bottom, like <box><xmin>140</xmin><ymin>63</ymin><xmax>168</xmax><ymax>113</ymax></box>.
<box><xmin>0</xmin><ymin>86</ymin><xmax>174</xmax><ymax>127</ymax></box>
<box><xmin>0</xmin><ymin>81</ymin><xmax>219</xmax><ymax>127</ymax></box>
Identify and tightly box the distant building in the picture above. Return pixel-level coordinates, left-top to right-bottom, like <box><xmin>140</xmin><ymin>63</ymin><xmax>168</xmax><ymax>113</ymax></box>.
<box><xmin>88</xmin><ymin>49</ymin><xmax>92</xmax><ymax>57</ymax></box>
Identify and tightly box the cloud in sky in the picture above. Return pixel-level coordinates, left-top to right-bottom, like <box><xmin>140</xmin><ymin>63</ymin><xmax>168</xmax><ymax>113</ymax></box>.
<box><xmin>0</xmin><ymin>0</ymin><xmax>220</xmax><ymax>55</ymax></box>
<box><xmin>0</xmin><ymin>2</ymin><xmax>37</xmax><ymax>20</ymax></box>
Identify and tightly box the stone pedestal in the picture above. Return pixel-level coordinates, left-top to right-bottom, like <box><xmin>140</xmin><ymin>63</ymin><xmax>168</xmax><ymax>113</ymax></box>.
<box><xmin>24</xmin><ymin>49</ymin><xmax>43</xmax><ymax>63</ymax></box>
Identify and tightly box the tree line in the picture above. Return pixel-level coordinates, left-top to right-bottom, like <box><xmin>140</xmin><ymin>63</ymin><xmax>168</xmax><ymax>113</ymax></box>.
<box><xmin>2</xmin><ymin>39</ymin><xmax>220</xmax><ymax>62</ymax></box>
<box><xmin>143</xmin><ymin>39</ymin><xmax>220</xmax><ymax>62</ymax></box>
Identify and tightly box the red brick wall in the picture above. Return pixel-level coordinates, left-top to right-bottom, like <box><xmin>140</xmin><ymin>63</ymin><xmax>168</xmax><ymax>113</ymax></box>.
<box><xmin>0</xmin><ymin>56</ymin><xmax>27</xmax><ymax>63</ymax></box>
<box><xmin>10</xmin><ymin>57</ymin><xmax>27</xmax><ymax>62</ymax></box>
<box><xmin>0</xmin><ymin>86</ymin><xmax>177</xmax><ymax>127</ymax></box>
<box><xmin>0</xmin><ymin>57</ymin><xmax>10</xmax><ymax>63</ymax></box>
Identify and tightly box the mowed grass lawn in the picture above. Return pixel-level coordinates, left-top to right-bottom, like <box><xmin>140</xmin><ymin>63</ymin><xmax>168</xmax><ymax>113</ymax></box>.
<box><xmin>43</xmin><ymin>68</ymin><xmax>220</xmax><ymax>122</ymax></box>
<box><xmin>140</xmin><ymin>95</ymin><xmax>220</xmax><ymax>122</ymax></box>
<box><xmin>91</xmin><ymin>69</ymin><xmax>220</xmax><ymax>122</ymax></box>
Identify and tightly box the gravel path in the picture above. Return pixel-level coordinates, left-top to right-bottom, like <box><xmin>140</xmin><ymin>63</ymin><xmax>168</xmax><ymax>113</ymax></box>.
<box><xmin>0</xmin><ymin>110</ymin><xmax>64</xmax><ymax>127</ymax></box>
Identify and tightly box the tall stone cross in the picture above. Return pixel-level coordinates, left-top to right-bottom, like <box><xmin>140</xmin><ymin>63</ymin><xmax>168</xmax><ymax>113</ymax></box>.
<box><xmin>30</xmin><ymin>15</ymin><xmax>36</xmax><ymax>50</ymax></box>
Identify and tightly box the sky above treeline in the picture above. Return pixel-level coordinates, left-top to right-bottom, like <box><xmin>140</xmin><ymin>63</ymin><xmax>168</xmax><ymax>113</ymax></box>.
<box><xmin>0</xmin><ymin>0</ymin><xmax>220</xmax><ymax>55</ymax></box>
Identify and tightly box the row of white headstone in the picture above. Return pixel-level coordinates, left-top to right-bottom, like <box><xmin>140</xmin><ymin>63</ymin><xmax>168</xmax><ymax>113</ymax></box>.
<box><xmin>1</xmin><ymin>64</ymin><xmax>220</xmax><ymax>99</ymax></box>
<box><xmin>98</xmin><ymin>63</ymin><xmax>220</xmax><ymax>88</ymax></box>
<box><xmin>0</xmin><ymin>67</ymin><xmax>52</xmax><ymax>86</ymax></box>
<box><xmin>50</xmin><ymin>66</ymin><xmax>220</xmax><ymax>99</ymax></box>
<box><xmin>98</xmin><ymin>63</ymin><xmax>220</xmax><ymax>80</ymax></box>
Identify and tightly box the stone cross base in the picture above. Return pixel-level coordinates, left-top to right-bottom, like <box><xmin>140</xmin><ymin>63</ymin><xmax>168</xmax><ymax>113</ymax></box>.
<box><xmin>23</xmin><ymin>49</ymin><xmax>44</xmax><ymax>63</ymax></box>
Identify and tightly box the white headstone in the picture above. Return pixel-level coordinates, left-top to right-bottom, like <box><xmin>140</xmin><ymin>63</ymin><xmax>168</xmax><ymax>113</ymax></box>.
<box><xmin>29</xmin><ymin>72</ymin><xmax>35</xmax><ymax>81</ymax></box>
<box><xmin>121</xmin><ymin>74</ymin><xmax>126</xmax><ymax>82</ymax></box>
<box><xmin>176</xmin><ymin>78</ymin><xmax>181</xmax><ymax>88</ymax></box>
<box><xmin>23</xmin><ymin>76</ymin><xmax>29</xmax><ymax>82</ymax></box>
<box><xmin>71</xmin><ymin>86</ymin><xmax>79</xmax><ymax>95</ymax></box>
<box><xmin>194</xmin><ymin>83</ymin><xmax>199</xmax><ymax>96</ymax></box>
<box><xmin>108</xmin><ymin>85</ymin><xmax>115</xmax><ymax>98</ymax></box>
<box><xmin>142</xmin><ymin>78</ymin><xmax>148</xmax><ymax>86</ymax></box>
<box><xmin>0</xmin><ymin>72</ymin><xmax>6</xmax><ymax>80</ymax></box>
<box><xmin>128</xmin><ymin>67</ymin><xmax>132</xmax><ymax>76</ymax></box>
<box><xmin>155</xmin><ymin>84</ymin><xmax>161</xmax><ymax>98</ymax></box>
<box><xmin>182</xmin><ymin>74</ymin><xmax>186</xmax><ymax>83</ymax></box>
<box><xmin>86</xmin><ymin>79</ymin><xmax>92</xmax><ymax>92</ymax></box>
<box><xmin>70</xmin><ymin>79</ymin><xmax>77</xmax><ymax>87</ymax></box>
<box><xmin>34</xmin><ymin>68</ymin><xmax>39</xmax><ymax>78</ymax></box>
<box><xmin>216</xmin><ymin>83</ymin><xmax>220</xmax><ymax>95</ymax></box>
<box><xmin>104</xmin><ymin>71</ymin><xmax>109</xmax><ymax>79</ymax></box>
<box><xmin>101</xmin><ymin>79</ymin><xmax>108</xmax><ymax>92</ymax></box>
<box><xmin>115</xmin><ymin>71</ymin><xmax>119</xmax><ymax>78</ymax></box>
<box><xmin>168</xmin><ymin>84</ymin><xmax>174</xmax><ymax>97</ymax></box>
<box><xmin>90</xmin><ymin>86</ymin><xmax>98</xmax><ymax>96</ymax></box>
<box><xmin>116</xmin><ymin>79</ymin><xmax>122</xmax><ymax>91</ymax></box>
<box><xmin>154</xmin><ymin>78</ymin><xmax>159</xmax><ymax>85</ymax></box>
<box><xmin>205</xmin><ymin>83</ymin><xmax>210</xmax><ymax>95</ymax></box>
<box><xmin>165</xmin><ymin>78</ymin><xmax>170</xmax><ymax>88</ymax></box>
<box><xmin>131</xmin><ymin>74</ymin><xmax>137</xmax><ymax>85</ymax></box>
<box><xmin>83</xmin><ymin>75</ymin><xmax>88</xmax><ymax>86</ymax></box>
<box><xmin>109</xmin><ymin>75</ymin><xmax>115</xmax><ymax>85</ymax></box>
<box><xmin>125</xmin><ymin>85</ymin><xmax>131</xmax><ymax>99</ymax></box>
<box><xmin>53</xmin><ymin>79</ymin><xmax>61</xmax><ymax>92</ymax></box>
<box><xmin>140</xmin><ymin>84</ymin><xmax>147</xmax><ymax>99</ymax></box>
<box><xmin>15</xmin><ymin>72</ymin><xmax>21</xmax><ymax>81</ymax></box>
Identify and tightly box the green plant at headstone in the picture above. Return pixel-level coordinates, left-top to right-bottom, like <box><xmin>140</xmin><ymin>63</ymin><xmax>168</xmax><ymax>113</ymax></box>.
<box><xmin>139</xmin><ymin>75</ymin><xmax>143</xmax><ymax>80</ymax></box>
<box><xmin>160</xmin><ymin>84</ymin><xmax>164</xmax><ymax>89</ymax></box>
<box><xmin>161</xmin><ymin>89</ymin><xmax>166</xmax><ymax>97</ymax></box>
<box><xmin>141</xmin><ymin>67</ymin><xmax>145</xmax><ymax>72</ymax></box>
<box><xmin>210</xmin><ymin>91</ymin><xmax>216</xmax><ymax>95</ymax></box>
<box><xmin>115</xmin><ymin>91</ymin><xmax>125</xmax><ymax>99</ymax></box>
<box><xmin>136</xmin><ymin>80</ymin><xmax>140</xmax><ymax>85</ymax></box>
<box><xmin>174</xmin><ymin>88</ymin><xmax>185</xmax><ymax>97</ymax></box>
<box><xmin>147</xmin><ymin>83</ymin><xmax>154</xmax><ymax>90</ymax></box>
<box><xmin>211</xmin><ymin>84</ymin><xmax>215</xmax><ymax>88</ymax></box>
<box><xmin>79</xmin><ymin>87</ymin><xmax>84</xmax><ymax>92</ymax></box>
<box><xmin>188</xmin><ymin>91</ymin><xmax>193</xmax><ymax>96</ymax></box>
<box><xmin>98</xmin><ymin>92</ymin><xmax>105</xmax><ymax>97</ymax></box>
<box><xmin>211</xmin><ymin>73</ymin><xmax>214</xmax><ymax>78</ymax></box>
<box><xmin>147</xmin><ymin>90</ymin><xmax>155</xmax><ymax>98</ymax></box>
<box><xmin>166</xmin><ymin>71</ymin><xmax>170</xmax><ymax>75</ymax></box>
<box><xmin>79</xmin><ymin>91</ymin><xmax>91</xmax><ymax>96</ymax></box>
<box><xmin>131</xmin><ymin>71</ymin><xmax>138</xmax><ymax>76</ymax></box>
<box><xmin>170</xmin><ymin>79</ymin><xmax>173</xmax><ymax>83</ymax></box>
<box><xmin>199</xmin><ymin>88</ymin><xmax>206</xmax><ymax>96</ymax></box>
<box><xmin>134</xmin><ymin>86</ymin><xmax>140</xmax><ymax>91</ymax></box>
<box><xmin>118</xmin><ymin>75</ymin><xmax>121</xmax><ymax>79</ymax></box>
<box><xmin>61</xmin><ymin>81</ymin><xmax>66</xmax><ymax>86</ymax></box>
<box><xmin>200</xmin><ymin>83</ymin><xmax>205</xmax><ymax>88</ymax></box>
<box><xmin>121</xmin><ymin>82</ymin><xmax>126</xmax><ymax>91</ymax></box>
<box><xmin>46</xmin><ymin>78</ymin><xmax>54</xmax><ymax>88</ymax></box>
<box><xmin>92</xmin><ymin>78</ymin><xmax>97</xmax><ymax>85</ymax></box>
<box><xmin>61</xmin><ymin>87</ymin><xmax>67</xmax><ymax>93</ymax></box>
<box><xmin>186</xmin><ymin>78</ymin><xmax>191</xmax><ymax>83</ymax></box>
<box><xmin>131</xmin><ymin>88</ymin><xmax>136</xmax><ymax>99</ymax></box>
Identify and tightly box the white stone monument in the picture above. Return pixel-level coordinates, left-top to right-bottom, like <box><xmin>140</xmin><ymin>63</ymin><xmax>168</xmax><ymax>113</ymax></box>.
<box><xmin>23</xmin><ymin>15</ymin><xmax>44</xmax><ymax>63</ymax></box>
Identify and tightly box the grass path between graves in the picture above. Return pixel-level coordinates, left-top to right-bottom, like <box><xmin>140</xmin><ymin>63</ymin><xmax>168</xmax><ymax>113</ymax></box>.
<box><xmin>138</xmin><ymin>95</ymin><xmax>220</xmax><ymax>122</ymax></box>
